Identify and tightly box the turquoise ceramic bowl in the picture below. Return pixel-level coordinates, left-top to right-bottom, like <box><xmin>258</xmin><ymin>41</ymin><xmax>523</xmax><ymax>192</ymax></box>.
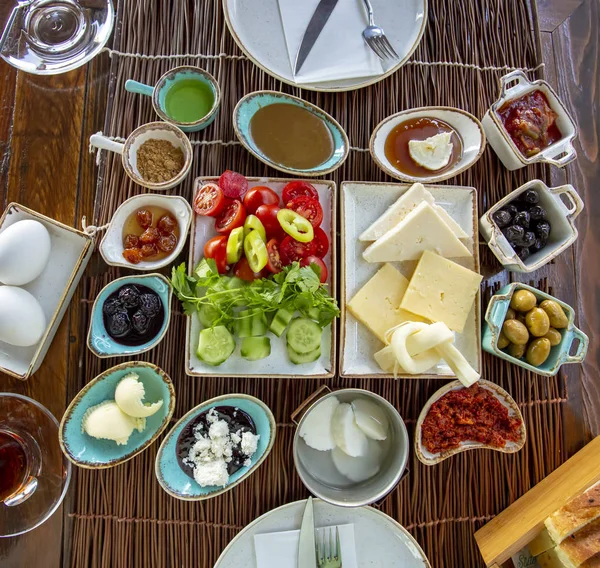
<box><xmin>59</xmin><ymin>362</ymin><xmax>175</xmax><ymax>469</ymax></box>
<box><xmin>482</xmin><ymin>283</ymin><xmax>588</xmax><ymax>376</ymax></box>
<box><xmin>155</xmin><ymin>394</ymin><xmax>276</xmax><ymax>500</ymax></box>
<box><xmin>87</xmin><ymin>273</ymin><xmax>172</xmax><ymax>358</ymax></box>
<box><xmin>233</xmin><ymin>90</ymin><xmax>349</xmax><ymax>176</ymax></box>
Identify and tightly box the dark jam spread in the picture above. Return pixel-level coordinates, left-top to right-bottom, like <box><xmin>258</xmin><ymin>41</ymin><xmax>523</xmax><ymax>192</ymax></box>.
<box><xmin>498</xmin><ymin>90</ymin><xmax>561</xmax><ymax>158</ymax></box>
<box><xmin>421</xmin><ymin>385</ymin><xmax>522</xmax><ymax>454</ymax></box>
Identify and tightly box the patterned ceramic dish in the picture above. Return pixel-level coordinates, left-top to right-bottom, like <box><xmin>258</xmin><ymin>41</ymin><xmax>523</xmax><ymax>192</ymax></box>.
<box><xmin>86</xmin><ymin>273</ymin><xmax>172</xmax><ymax>358</ymax></box>
<box><xmin>155</xmin><ymin>394</ymin><xmax>276</xmax><ymax>501</ymax></box>
<box><xmin>414</xmin><ymin>380</ymin><xmax>526</xmax><ymax>466</ymax></box>
<box><xmin>482</xmin><ymin>70</ymin><xmax>577</xmax><ymax>170</ymax></box>
<box><xmin>89</xmin><ymin>122</ymin><xmax>193</xmax><ymax>191</ymax></box>
<box><xmin>479</xmin><ymin>179</ymin><xmax>584</xmax><ymax>273</ymax></box>
<box><xmin>59</xmin><ymin>362</ymin><xmax>175</xmax><ymax>469</ymax></box>
<box><xmin>370</xmin><ymin>107</ymin><xmax>486</xmax><ymax>183</ymax></box>
<box><xmin>99</xmin><ymin>194</ymin><xmax>192</xmax><ymax>271</ymax></box>
<box><xmin>233</xmin><ymin>91</ymin><xmax>349</xmax><ymax>176</ymax></box>
<box><xmin>482</xmin><ymin>283</ymin><xmax>588</xmax><ymax>377</ymax></box>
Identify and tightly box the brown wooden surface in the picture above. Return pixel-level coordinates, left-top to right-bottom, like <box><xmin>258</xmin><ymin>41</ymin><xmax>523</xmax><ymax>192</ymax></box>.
<box><xmin>0</xmin><ymin>0</ymin><xmax>597</xmax><ymax>566</ymax></box>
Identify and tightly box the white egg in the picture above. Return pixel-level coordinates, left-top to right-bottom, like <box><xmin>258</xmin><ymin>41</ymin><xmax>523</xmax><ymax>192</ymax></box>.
<box><xmin>0</xmin><ymin>220</ymin><xmax>51</xmax><ymax>285</ymax></box>
<box><xmin>0</xmin><ymin>286</ymin><xmax>46</xmax><ymax>347</ymax></box>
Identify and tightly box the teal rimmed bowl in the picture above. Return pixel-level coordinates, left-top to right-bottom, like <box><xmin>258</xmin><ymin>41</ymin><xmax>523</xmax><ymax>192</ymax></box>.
<box><xmin>233</xmin><ymin>90</ymin><xmax>349</xmax><ymax>177</ymax></box>
<box><xmin>482</xmin><ymin>283</ymin><xmax>588</xmax><ymax>376</ymax></box>
<box><xmin>87</xmin><ymin>273</ymin><xmax>172</xmax><ymax>358</ymax></box>
<box><xmin>155</xmin><ymin>394</ymin><xmax>276</xmax><ymax>500</ymax></box>
<box><xmin>59</xmin><ymin>361</ymin><xmax>175</xmax><ymax>469</ymax></box>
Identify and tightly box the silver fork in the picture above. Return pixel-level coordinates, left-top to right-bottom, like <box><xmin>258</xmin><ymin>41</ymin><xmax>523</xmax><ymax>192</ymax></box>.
<box><xmin>361</xmin><ymin>0</ymin><xmax>400</xmax><ymax>62</ymax></box>
<box><xmin>316</xmin><ymin>526</ymin><xmax>342</xmax><ymax>568</ymax></box>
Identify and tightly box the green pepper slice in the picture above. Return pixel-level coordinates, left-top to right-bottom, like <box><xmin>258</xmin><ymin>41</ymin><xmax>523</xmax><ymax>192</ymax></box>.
<box><xmin>226</xmin><ymin>226</ymin><xmax>244</xmax><ymax>265</ymax></box>
<box><xmin>243</xmin><ymin>215</ymin><xmax>267</xmax><ymax>242</ymax></box>
<box><xmin>277</xmin><ymin>209</ymin><xmax>314</xmax><ymax>243</ymax></box>
<box><xmin>243</xmin><ymin>230</ymin><xmax>268</xmax><ymax>272</ymax></box>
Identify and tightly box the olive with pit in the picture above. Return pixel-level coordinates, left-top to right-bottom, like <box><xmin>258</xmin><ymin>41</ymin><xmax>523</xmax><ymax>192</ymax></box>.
<box><xmin>507</xmin><ymin>343</ymin><xmax>526</xmax><ymax>359</ymax></box>
<box><xmin>505</xmin><ymin>308</ymin><xmax>517</xmax><ymax>320</ymax></box>
<box><xmin>502</xmin><ymin>319</ymin><xmax>530</xmax><ymax>345</ymax></box>
<box><xmin>497</xmin><ymin>331</ymin><xmax>510</xmax><ymax>349</ymax></box>
<box><xmin>525</xmin><ymin>307</ymin><xmax>550</xmax><ymax>337</ymax></box>
<box><xmin>526</xmin><ymin>338</ymin><xmax>551</xmax><ymax>367</ymax></box>
<box><xmin>544</xmin><ymin>328</ymin><xmax>562</xmax><ymax>347</ymax></box>
<box><xmin>510</xmin><ymin>289</ymin><xmax>538</xmax><ymax>312</ymax></box>
<box><xmin>540</xmin><ymin>300</ymin><xmax>568</xmax><ymax>329</ymax></box>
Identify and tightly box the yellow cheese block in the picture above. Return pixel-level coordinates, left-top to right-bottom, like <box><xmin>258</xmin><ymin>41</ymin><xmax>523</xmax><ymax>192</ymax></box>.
<box><xmin>347</xmin><ymin>263</ymin><xmax>426</xmax><ymax>344</ymax></box>
<box><xmin>529</xmin><ymin>528</ymin><xmax>557</xmax><ymax>556</ymax></box>
<box><xmin>400</xmin><ymin>250</ymin><xmax>482</xmax><ymax>332</ymax></box>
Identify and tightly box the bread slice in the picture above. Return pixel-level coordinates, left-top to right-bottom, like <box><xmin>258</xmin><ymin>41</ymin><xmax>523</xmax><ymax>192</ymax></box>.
<box><xmin>546</xmin><ymin>482</ymin><xmax>600</xmax><ymax>543</ymax></box>
<box><xmin>581</xmin><ymin>554</ymin><xmax>600</xmax><ymax>568</ymax></box>
<box><xmin>538</xmin><ymin>519</ymin><xmax>600</xmax><ymax>568</ymax></box>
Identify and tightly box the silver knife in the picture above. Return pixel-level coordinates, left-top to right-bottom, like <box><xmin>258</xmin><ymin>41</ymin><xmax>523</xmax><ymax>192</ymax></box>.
<box><xmin>294</xmin><ymin>0</ymin><xmax>340</xmax><ymax>75</ymax></box>
<box><xmin>297</xmin><ymin>497</ymin><xmax>317</xmax><ymax>568</ymax></box>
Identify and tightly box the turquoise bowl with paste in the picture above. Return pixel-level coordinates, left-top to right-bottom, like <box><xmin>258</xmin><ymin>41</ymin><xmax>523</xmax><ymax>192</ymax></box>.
<box><xmin>482</xmin><ymin>282</ymin><xmax>588</xmax><ymax>377</ymax></box>
<box><xmin>233</xmin><ymin>90</ymin><xmax>349</xmax><ymax>176</ymax></box>
<box><xmin>59</xmin><ymin>361</ymin><xmax>175</xmax><ymax>469</ymax></box>
<box><xmin>87</xmin><ymin>273</ymin><xmax>172</xmax><ymax>358</ymax></box>
<box><xmin>155</xmin><ymin>394</ymin><xmax>276</xmax><ymax>500</ymax></box>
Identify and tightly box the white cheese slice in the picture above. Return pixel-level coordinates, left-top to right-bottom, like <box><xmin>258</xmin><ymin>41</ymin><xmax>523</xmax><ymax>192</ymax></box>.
<box><xmin>362</xmin><ymin>202</ymin><xmax>472</xmax><ymax>263</ymax></box>
<box><xmin>433</xmin><ymin>204</ymin><xmax>468</xmax><ymax>239</ymax></box>
<box><xmin>408</xmin><ymin>132</ymin><xmax>453</xmax><ymax>170</ymax></box>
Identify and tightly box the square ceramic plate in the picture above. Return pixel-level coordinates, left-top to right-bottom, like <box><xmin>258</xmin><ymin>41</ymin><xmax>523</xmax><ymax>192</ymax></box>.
<box><xmin>0</xmin><ymin>203</ymin><xmax>93</xmax><ymax>380</ymax></box>
<box><xmin>185</xmin><ymin>178</ymin><xmax>336</xmax><ymax>378</ymax></box>
<box><xmin>340</xmin><ymin>182</ymin><xmax>481</xmax><ymax>378</ymax></box>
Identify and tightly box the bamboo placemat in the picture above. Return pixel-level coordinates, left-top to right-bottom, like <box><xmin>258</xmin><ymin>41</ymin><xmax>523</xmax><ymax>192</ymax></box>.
<box><xmin>68</xmin><ymin>1</ymin><xmax>568</xmax><ymax>566</ymax></box>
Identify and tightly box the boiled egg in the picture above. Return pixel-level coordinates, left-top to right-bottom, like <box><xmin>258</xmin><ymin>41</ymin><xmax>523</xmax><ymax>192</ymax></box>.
<box><xmin>0</xmin><ymin>220</ymin><xmax>51</xmax><ymax>286</ymax></box>
<box><xmin>0</xmin><ymin>286</ymin><xmax>46</xmax><ymax>347</ymax></box>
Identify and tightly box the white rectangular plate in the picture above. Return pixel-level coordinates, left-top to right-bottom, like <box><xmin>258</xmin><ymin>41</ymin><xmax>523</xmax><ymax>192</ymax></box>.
<box><xmin>340</xmin><ymin>182</ymin><xmax>481</xmax><ymax>378</ymax></box>
<box><xmin>186</xmin><ymin>178</ymin><xmax>336</xmax><ymax>378</ymax></box>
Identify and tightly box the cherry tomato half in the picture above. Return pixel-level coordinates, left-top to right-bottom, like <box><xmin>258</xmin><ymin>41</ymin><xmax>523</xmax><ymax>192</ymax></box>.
<box><xmin>313</xmin><ymin>227</ymin><xmax>330</xmax><ymax>258</ymax></box>
<box><xmin>215</xmin><ymin>199</ymin><xmax>247</xmax><ymax>234</ymax></box>
<box><xmin>203</xmin><ymin>236</ymin><xmax>229</xmax><ymax>274</ymax></box>
<box><xmin>280</xmin><ymin>236</ymin><xmax>316</xmax><ymax>265</ymax></box>
<box><xmin>286</xmin><ymin>196</ymin><xmax>323</xmax><ymax>228</ymax></box>
<box><xmin>243</xmin><ymin>186</ymin><xmax>280</xmax><ymax>214</ymax></box>
<box><xmin>218</xmin><ymin>170</ymin><xmax>249</xmax><ymax>199</ymax></box>
<box><xmin>282</xmin><ymin>180</ymin><xmax>319</xmax><ymax>203</ymax></box>
<box><xmin>233</xmin><ymin>257</ymin><xmax>266</xmax><ymax>281</ymax></box>
<box><xmin>266</xmin><ymin>239</ymin><xmax>284</xmax><ymax>273</ymax></box>
<box><xmin>255</xmin><ymin>204</ymin><xmax>285</xmax><ymax>240</ymax></box>
<box><xmin>193</xmin><ymin>182</ymin><xmax>225</xmax><ymax>217</ymax></box>
<box><xmin>301</xmin><ymin>256</ymin><xmax>328</xmax><ymax>283</ymax></box>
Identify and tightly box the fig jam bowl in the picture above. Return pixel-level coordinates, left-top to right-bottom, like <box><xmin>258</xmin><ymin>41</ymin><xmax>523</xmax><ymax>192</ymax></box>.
<box><xmin>482</xmin><ymin>70</ymin><xmax>578</xmax><ymax>171</ymax></box>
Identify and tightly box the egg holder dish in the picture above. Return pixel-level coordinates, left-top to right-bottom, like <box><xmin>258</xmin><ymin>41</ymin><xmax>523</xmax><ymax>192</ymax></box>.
<box><xmin>479</xmin><ymin>179</ymin><xmax>584</xmax><ymax>273</ymax></box>
<box><xmin>86</xmin><ymin>273</ymin><xmax>172</xmax><ymax>358</ymax></box>
<box><xmin>0</xmin><ymin>203</ymin><xmax>93</xmax><ymax>380</ymax></box>
<box><xmin>414</xmin><ymin>380</ymin><xmax>526</xmax><ymax>466</ymax></box>
<box><xmin>99</xmin><ymin>193</ymin><xmax>192</xmax><ymax>271</ymax></box>
<box><xmin>59</xmin><ymin>361</ymin><xmax>175</xmax><ymax>469</ymax></box>
<box><xmin>481</xmin><ymin>70</ymin><xmax>578</xmax><ymax>171</ymax></box>
<box><xmin>370</xmin><ymin>107</ymin><xmax>486</xmax><ymax>184</ymax></box>
<box><xmin>155</xmin><ymin>394</ymin><xmax>276</xmax><ymax>500</ymax></box>
<box><xmin>482</xmin><ymin>283</ymin><xmax>588</xmax><ymax>377</ymax></box>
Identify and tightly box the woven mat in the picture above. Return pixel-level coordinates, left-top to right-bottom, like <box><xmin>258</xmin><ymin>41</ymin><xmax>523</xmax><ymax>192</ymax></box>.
<box><xmin>69</xmin><ymin>1</ymin><xmax>568</xmax><ymax>566</ymax></box>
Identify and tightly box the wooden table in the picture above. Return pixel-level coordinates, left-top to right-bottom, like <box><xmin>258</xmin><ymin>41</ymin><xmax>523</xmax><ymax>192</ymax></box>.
<box><xmin>0</xmin><ymin>0</ymin><xmax>597</xmax><ymax>566</ymax></box>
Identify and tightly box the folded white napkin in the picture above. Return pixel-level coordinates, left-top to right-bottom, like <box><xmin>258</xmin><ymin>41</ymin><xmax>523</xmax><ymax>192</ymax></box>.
<box><xmin>277</xmin><ymin>0</ymin><xmax>383</xmax><ymax>84</ymax></box>
<box><xmin>254</xmin><ymin>524</ymin><xmax>358</xmax><ymax>568</ymax></box>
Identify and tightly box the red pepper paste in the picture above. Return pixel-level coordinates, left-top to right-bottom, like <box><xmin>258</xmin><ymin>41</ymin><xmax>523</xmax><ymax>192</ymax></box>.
<box><xmin>421</xmin><ymin>385</ymin><xmax>522</xmax><ymax>454</ymax></box>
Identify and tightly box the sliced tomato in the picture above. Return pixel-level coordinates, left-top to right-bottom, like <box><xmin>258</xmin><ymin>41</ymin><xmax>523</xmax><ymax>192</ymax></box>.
<box><xmin>215</xmin><ymin>199</ymin><xmax>247</xmax><ymax>234</ymax></box>
<box><xmin>301</xmin><ymin>256</ymin><xmax>328</xmax><ymax>283</ymax></box>
<box><xmin>280</xmin><ymin>236</ymin><xmax>317</xmax><ymax>265</ymax></box>
<box><xmin>218</xmin><ymin>170</ymin><xmax>248</xmax><ymax>199</ymax></box>
<box><xmin>286</xmin><ymin>196</ymin><xmax>323</xmax><ymax>228</ymax></box>
<box><xmin>282</xmin><ymin>180</ymin><xmax>319</xmax><ymax>203</ymax></box>
<box><xmin>313</xmin><ymin>227</ymin><xmax>330</xmax><ymax>258</ymax></box>
<box><xmin>193</xmin><ymin>182</ymin><xmax>225</xmax><ymax>217</ymax></box>
<box><xmin>266</xmin><ymin>239</ymin><xmax>284</xmax><ymax>273</ymax></box>
<box><xmin>233</xmin><ymin>257</ymin><xmax>266</xmax><ymax>281</ymax></box>
<box><xmin>243</xmin><ymin>186</ymin><xmax>280</xmax><ymax>214</ymax></box>
<box><xmin>203</xmin><ymin>236</ymin><xmax>229</xmax><ymax>274</ymax></box>
<box><xmin>255</xmin><ymin>204</ymin><xmax>285</xmax><ymax>240</ymax></box>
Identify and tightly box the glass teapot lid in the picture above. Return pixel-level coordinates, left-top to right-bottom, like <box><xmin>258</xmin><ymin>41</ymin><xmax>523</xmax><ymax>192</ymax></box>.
<box><xmin>0</xmin><ymin>0</ymin><xmax>114</xmax><ymax>75</ymax></box>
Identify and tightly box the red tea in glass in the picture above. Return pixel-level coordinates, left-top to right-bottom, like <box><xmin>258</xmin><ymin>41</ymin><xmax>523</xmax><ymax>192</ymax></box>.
<box><xmin>0</xmin><ymin>430</ymin><xmax>28</xmax><ymax>502</ymax></box>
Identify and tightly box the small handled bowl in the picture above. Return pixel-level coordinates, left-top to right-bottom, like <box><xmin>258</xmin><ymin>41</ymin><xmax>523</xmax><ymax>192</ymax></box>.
<box><xmin>482</xmin><ymin>283</ymin><xmax>588</xmax><ymax>377</ymax></box>
<box><xmin>479</xmin><ymin>179</ymin><xmax>584</xmax><ymax>273</ymax></box>
<box><xmin>482</xmin><ymin>70</ymin><xmax>578</xmax><ymax>170</ymax></box>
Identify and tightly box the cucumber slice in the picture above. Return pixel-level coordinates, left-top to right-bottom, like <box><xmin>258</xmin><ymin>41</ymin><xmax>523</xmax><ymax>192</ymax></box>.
<box><xmin>287</xmin><ymin>344</ymin><xmax>321</xmax><ymax>364</ymax></box>
<box><xmin>235</xmin><ymin>309</ymin><xmax>253</xmax><ymax>338</ymax></box>
<box><xmin>269</xmin><ymin>307</ymin><xmax>294</xmax><ymax>337</ymax></box>
<box><xmin>241</xmin><ymin>337</ymin><xmax>271</xmax><ymax>361</ymax></box>
<box><xmin>286</xmin><ymin>317</ymin><xmax>322</xmax><ymax>354</ymax></box>
<box><xmin>251</xmin><ymin>310</ymin><xmax>268</xmax><ymax>337</ymax></box>
<box><xmin>226</xmin><ymin>276</ymin><xmax>246</xmax><ymax>306</ymax></box>
<box><xmin>197</xmin><ymin>326</ymin><xmax>235</xmax><ymax>366</ymax></box>
<box><xmin>198</xmin><ymin>303</ymin><xmax>220</xmax><ymax>328</ymax></box>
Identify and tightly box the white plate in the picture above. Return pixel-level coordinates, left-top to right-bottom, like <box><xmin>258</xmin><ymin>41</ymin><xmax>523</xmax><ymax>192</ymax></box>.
<box><xmin>340</xmin><ymin>182</ymin><xmax>481</xmax><ymax>378</ymax></box>
<box><xmin>186</xmin><ymin>178</ymin><xmax>336</xmax><ymax>378</ymax></box>
<box><xmin>223</xmin><ymin>0</ymin><xmax>428</xmax><ymax>92</ymax></box>
<box><xmin>215</xmin><ymin>498</ymin><xmax>431</xmax><ymax>567</ymax></box>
